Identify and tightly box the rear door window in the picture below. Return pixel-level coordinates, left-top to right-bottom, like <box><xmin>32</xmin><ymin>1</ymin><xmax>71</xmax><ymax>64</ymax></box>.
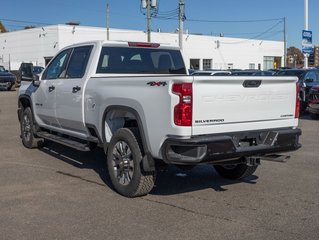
<box><xmin>96</xmin><ymin>47</ymin><xmax>186</xmax><ymax>74</ymax></box>
<box><xmin>66</xmin><ymin>46</ymin><xmax>93</xmax><ymax>79</ymax></box>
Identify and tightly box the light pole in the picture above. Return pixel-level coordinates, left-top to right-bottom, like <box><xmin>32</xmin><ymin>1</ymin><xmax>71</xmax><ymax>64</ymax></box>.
<box><xmin>283</xmin><ymin>17</ymin><xmax>287</xmax><ymax>67</ymax></box>
<box><xmin>304</xmin><ymin>0</ymin><xmax>309</xmax><ymax>68</ymax></box>
<box><xmin>106</xmin><ymin>1</ymin><xmax>110</xmax><ymax>40</ymax></box>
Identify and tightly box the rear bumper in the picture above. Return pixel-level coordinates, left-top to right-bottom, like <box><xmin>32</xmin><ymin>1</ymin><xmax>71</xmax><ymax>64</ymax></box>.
<box><xmin>161</xmin><ymin>128</ymin><xmax>302</xmax><ymax>164</ymax></box>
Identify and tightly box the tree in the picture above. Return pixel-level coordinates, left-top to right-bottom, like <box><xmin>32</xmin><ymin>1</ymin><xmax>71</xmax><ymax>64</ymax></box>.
<box><xmin>287</xmin><ymin>46</ymin><xmax>304</xmax><ymax>65</ymax></box>
<box><xmin>0</xmin><ymin>21</ymin><xmax>7</xmax><ymax>33</ymax></box>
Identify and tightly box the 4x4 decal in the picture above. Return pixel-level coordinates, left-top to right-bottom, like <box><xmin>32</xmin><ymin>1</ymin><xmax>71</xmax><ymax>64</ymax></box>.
<box><xmin>147</xmin><ymin>81</ymin><xmax>167</xmax><ymax>87</ymax></box>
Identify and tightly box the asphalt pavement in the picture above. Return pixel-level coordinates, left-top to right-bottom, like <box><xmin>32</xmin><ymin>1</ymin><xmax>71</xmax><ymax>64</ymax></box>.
<box><xmin>0</xmin><ymin>90</ymin><xmax>318</xmax><ymax>240</ymax></box>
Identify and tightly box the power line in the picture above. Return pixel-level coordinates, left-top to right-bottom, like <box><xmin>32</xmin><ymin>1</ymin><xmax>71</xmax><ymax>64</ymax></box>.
<box><xmin>216</xmin><ymin>30</ymin><xmax>283</xmax><ymax>36</ymax></box>
<box><xmin>185</xmin><ymin>17</ymin><xmax>283</xmax><ymax>23</ymax></box>
<box><xmin>0</xmin><ymin>18</ymin><xmax>53</xmax><ymax>26</ymax></box>
<box><xmin>219</xmin><ymin>20</ymin><xmax>283</xmax><ymax>44</ymax></box>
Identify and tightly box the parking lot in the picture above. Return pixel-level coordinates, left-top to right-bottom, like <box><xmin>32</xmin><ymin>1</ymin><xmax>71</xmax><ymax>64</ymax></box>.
<box><xmin>0</xmin><ymin>90</ymin><xmax>318</xmax><ymax>240</ymax></box>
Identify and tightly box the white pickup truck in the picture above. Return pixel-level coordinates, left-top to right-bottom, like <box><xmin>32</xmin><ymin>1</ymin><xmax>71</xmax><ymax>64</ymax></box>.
<box><xmin>18</xmin><ymin>41</ymin><xmax>301</xmax><ymax>197</ymax></box>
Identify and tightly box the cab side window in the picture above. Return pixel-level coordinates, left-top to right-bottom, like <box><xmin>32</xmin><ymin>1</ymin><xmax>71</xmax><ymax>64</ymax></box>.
<box><xmin>66</xmin><ymin>46</ymin><xmax>93</xmax><ymax>78</ymax></box>
<box><xmin>42</xmin><ymin>49</ymin><xmax>72</xmax><ymax>80</ymax></box>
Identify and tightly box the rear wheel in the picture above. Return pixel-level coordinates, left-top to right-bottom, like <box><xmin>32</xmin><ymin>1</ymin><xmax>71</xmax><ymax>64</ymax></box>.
<box><xmin>106</xmin><ymin>128</ymin><xmax>156</xmax><ymax>197</ymax></box>
<box><xmin>214</xmin><ymin>163</ymin><xmax>258</xmax><ymax>180</ymax></box>
<box><xmin>9</xmin><ymin>83</ymin><xmax>15</xmax><ymax>91</ymax></box>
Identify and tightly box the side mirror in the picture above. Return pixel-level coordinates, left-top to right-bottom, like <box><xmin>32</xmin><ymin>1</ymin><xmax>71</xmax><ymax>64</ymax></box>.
<box><xmin>5</xmin><ymin>70</ymin><xmax>8</xmax><ymax>72</ymax></box>
<box><xmin>32</xmin><ymin>74</ymin><xmax>41</xmax><ymax>87</ymax></box>
<box><xmin>20</xmin><ymin>64</ymin><xmax>33</xmax><ymax>81</ymax></box>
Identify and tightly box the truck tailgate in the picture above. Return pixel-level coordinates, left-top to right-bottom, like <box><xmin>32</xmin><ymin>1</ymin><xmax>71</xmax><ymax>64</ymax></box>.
<box><xmin>192</xmin><ymin>76</ymin><xmax>298</xmax><ymax>135</ymax></box>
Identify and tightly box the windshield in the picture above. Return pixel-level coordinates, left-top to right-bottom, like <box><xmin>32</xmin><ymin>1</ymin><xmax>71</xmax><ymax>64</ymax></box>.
<box><xmin>96</xmin><ymin>47</ymin><xmax>186</xmax><ymax>74</ymax></box>
<box><xmin>0</xmin><ymin>66</ymin><xmax>5</xmax><ymax>72</ymax></box>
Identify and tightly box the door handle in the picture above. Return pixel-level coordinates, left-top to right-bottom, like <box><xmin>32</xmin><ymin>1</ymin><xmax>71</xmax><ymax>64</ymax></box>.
<box><xmin>243</xmin><ymin>80</ymin><xmax>262</xmax><ymax>88</ymax></box>
<box><xmin>72</xmin><ymin>86</ymin><xmax>81</xmax><ymax>93</ymax></box>
<box><xmin>48</xmin><ymin>85</ymin><xmax>55</xmax><ymax>92</ymax></box>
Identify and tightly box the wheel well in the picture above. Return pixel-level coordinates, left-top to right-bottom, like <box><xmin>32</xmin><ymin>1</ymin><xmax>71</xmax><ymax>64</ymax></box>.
<box><xmin>104</xmin><ymin>109</ymin><xmax>139</xmax><ymax>143</ymax></box>
<box><xmin>19</xmin><ymin>97</ymin><xmax>31</xmax><ymax>110</ymax></box>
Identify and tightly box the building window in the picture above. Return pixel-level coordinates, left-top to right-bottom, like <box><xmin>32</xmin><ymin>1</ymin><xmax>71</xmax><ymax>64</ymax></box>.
<box><xmin>249</xmin><ymin>63</ymin><xmax>255</xmax><ymax>69</ymax></box>
<box><xmin>263</xmin><ymin>56</ymin><xmax>275</xmax><ymax>70</ymax></box>
<box><xmin>203</xmin><ymin>59</ymin><xmax>212</xmax><ymax>70</ymax></box>
<box><xmin>190</xmin><ymin>59</ymin><xmax>200</xmax><ymax>70</ymax></box>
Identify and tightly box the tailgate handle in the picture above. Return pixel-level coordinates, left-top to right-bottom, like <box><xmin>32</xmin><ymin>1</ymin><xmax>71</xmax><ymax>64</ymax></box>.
<box><xmin>243</xmin><ymin>80</ymin><xmax>262</xmax><ymax>88</ymax></box>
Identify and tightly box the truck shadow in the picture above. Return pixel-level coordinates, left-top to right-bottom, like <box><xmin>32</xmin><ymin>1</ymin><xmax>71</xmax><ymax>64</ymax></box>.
<box><xmin>299</xmin><ymin>114</ymin><xmax>318</xmax><ymax>121</ymax></box>
<box><xmin>39</xmin><ymin>141</ymin><xmax>258</xmax><ymax>196</ymax></box>
<box><xmin>151</xmin><ymin>166</ymin><xmax>258</xmax><ymax>195</ymax></box>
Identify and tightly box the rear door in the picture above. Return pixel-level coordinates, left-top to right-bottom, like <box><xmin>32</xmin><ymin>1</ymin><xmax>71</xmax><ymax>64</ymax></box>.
<box><xmin>55</xmin><ymin>45</ymin><xmax>93</xmax><ymax>135</ymax></box>
<box><xmin>192</xmin><ymin>76</ymin><xmax>298</xmax><ymax>135</ymax></box>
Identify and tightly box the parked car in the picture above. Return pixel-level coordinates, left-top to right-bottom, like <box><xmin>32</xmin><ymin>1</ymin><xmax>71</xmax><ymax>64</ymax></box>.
<box><xmin>307</xmin><ymin>85</ymin><xmax>319</xmax><ymax>119</ymax></box>
<box><xmin>191</xmin><ymin>70</ymin><xmax>231</xmax><ymax>76</ymax></box>
<box><xmin>252</xmin><ymin>71</ymin><xmax>275</xmax><ymax>76</ymax></box>
<box><xmin>231</xmin><ymin>70</ymin><xmax>261</xmax><ymax>76</ymax></box>
<box><xmin>0</xmin><ymin>65</ymin><xmax>16</xmax><ymax>91</ymax></box>
<box><xmin>16</xmin><ymin>63</ymin><xmax>34</xmax><ymax>86</ymax></box>
<box><xmin>276</xmin><ymin>68</ymin><xmax>319</xmax><ymax>112</ymax></box>
<box><xmin>188</xmin><ymin>69</ymin><xmax>195</xmax><ymax>75</ymax></box>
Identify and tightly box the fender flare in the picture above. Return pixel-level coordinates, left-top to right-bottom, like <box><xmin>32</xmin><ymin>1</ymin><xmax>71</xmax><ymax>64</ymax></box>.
<box><xmin>102</xmin><ymin>105</ymin><xmax>155</xmax><ymax>171</ymax></box>
<box><xmin>17</xmin><ymin>94</ymin><xmax>33</xmax><ymax>122</ymax></box>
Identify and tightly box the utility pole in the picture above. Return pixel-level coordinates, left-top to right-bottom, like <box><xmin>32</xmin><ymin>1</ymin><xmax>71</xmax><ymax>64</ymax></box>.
<box><xmin>179</xmin><ymin>0</ymin><xmax>184</xmax><ymax>50</ymax></box>
<box><xmin>147</xmin><ymin>0</ymin><xmax>151</xmax><ymax>42</ymax></box>
<box><xmin>141</xmin><ymin>0</ymin><xmax>157</xmax><ymax>42</ymax></box>
<box><xmin>106</xmin><ymin>2</ymin><xmax>110</xmax><ymax>40</ymax></box>
<box><xmin>304</xmin><ymin>0</ymin><xmax>308</xmax><ymax>68</ymax></box>
<box><xmin>283</xmin><ymin>17</ymin><xmax>287</xmax><ymax>67</ymax></box>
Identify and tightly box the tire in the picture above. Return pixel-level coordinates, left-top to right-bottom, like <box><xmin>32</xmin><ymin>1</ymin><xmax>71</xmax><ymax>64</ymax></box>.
<box><xmin>106</xmin><ymin>128</ymin><xmax>156</xmax><ymax>197</ymax></box>
<box><xmin>9</xmin><ymin>83</ymin><xmax>15</xmax><ymax>91</ymax></box>
<box><xmin>214</xmin><ymin>163</ymin><xmax>258</xmax><ymax>180</ymax></box>
<box><xmin>20</xmin><ymin>107</ymin><xmax>39</xmax><ymax>148</ymax></box>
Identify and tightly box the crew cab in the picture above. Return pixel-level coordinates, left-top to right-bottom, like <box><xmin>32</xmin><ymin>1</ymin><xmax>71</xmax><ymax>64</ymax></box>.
<box><xmin>18</xmin><ymin>41</ymin><xmax>301</xmax><ymax>197</ymax></box>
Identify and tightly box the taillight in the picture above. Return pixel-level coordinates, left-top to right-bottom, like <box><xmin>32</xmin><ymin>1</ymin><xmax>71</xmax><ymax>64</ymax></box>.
<box><xmin>172</xmin><ymin>83</ymin><xmax>192</xmax><ymax>126</ymax></box>
<box><xmin>295</xmin><ymin>83</ymin><xmax>301</xmax><ymax>118</ymax></box>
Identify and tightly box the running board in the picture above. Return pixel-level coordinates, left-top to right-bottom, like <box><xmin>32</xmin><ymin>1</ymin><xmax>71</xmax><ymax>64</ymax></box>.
<box><xmin>259</xmin><ymin>154</ymin><xmax>290</xmax><ymax>163</ymax></box>
<box><xmin>36</xmin><ymin>131</ymin><xmax>91</xmax><ymax>151</ymax></box>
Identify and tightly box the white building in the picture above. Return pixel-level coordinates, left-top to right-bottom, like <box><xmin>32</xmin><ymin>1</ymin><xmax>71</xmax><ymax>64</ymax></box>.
<box><xmin>0</xmin><ymin>24</ymin><xmax>284</xmax><ymax>71</ymax></box>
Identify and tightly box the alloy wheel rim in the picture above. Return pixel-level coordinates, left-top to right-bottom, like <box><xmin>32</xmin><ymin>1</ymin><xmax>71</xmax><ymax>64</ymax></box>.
<box><xmin>22</xmin><ymin>114</ymin><xmax>31</xmax><ymax>142</ymax></box>
<box><xmin>112</xmin><ymin>141</ymin><xmax>134</xmax><ymax>186</ymax></box>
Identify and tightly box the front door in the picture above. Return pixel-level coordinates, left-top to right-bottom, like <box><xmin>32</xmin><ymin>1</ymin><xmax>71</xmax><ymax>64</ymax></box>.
<box><xmin>33</xmin><ymin>49</ymin><xmax>72</xmax><ymax>128</ymax></box>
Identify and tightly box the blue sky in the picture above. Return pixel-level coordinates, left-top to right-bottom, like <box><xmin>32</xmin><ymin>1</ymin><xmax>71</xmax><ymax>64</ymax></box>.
<box><xmin>1</xmin><ymin>0</ymin><xmax>318</xmax><ymax>48</ymax></box>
